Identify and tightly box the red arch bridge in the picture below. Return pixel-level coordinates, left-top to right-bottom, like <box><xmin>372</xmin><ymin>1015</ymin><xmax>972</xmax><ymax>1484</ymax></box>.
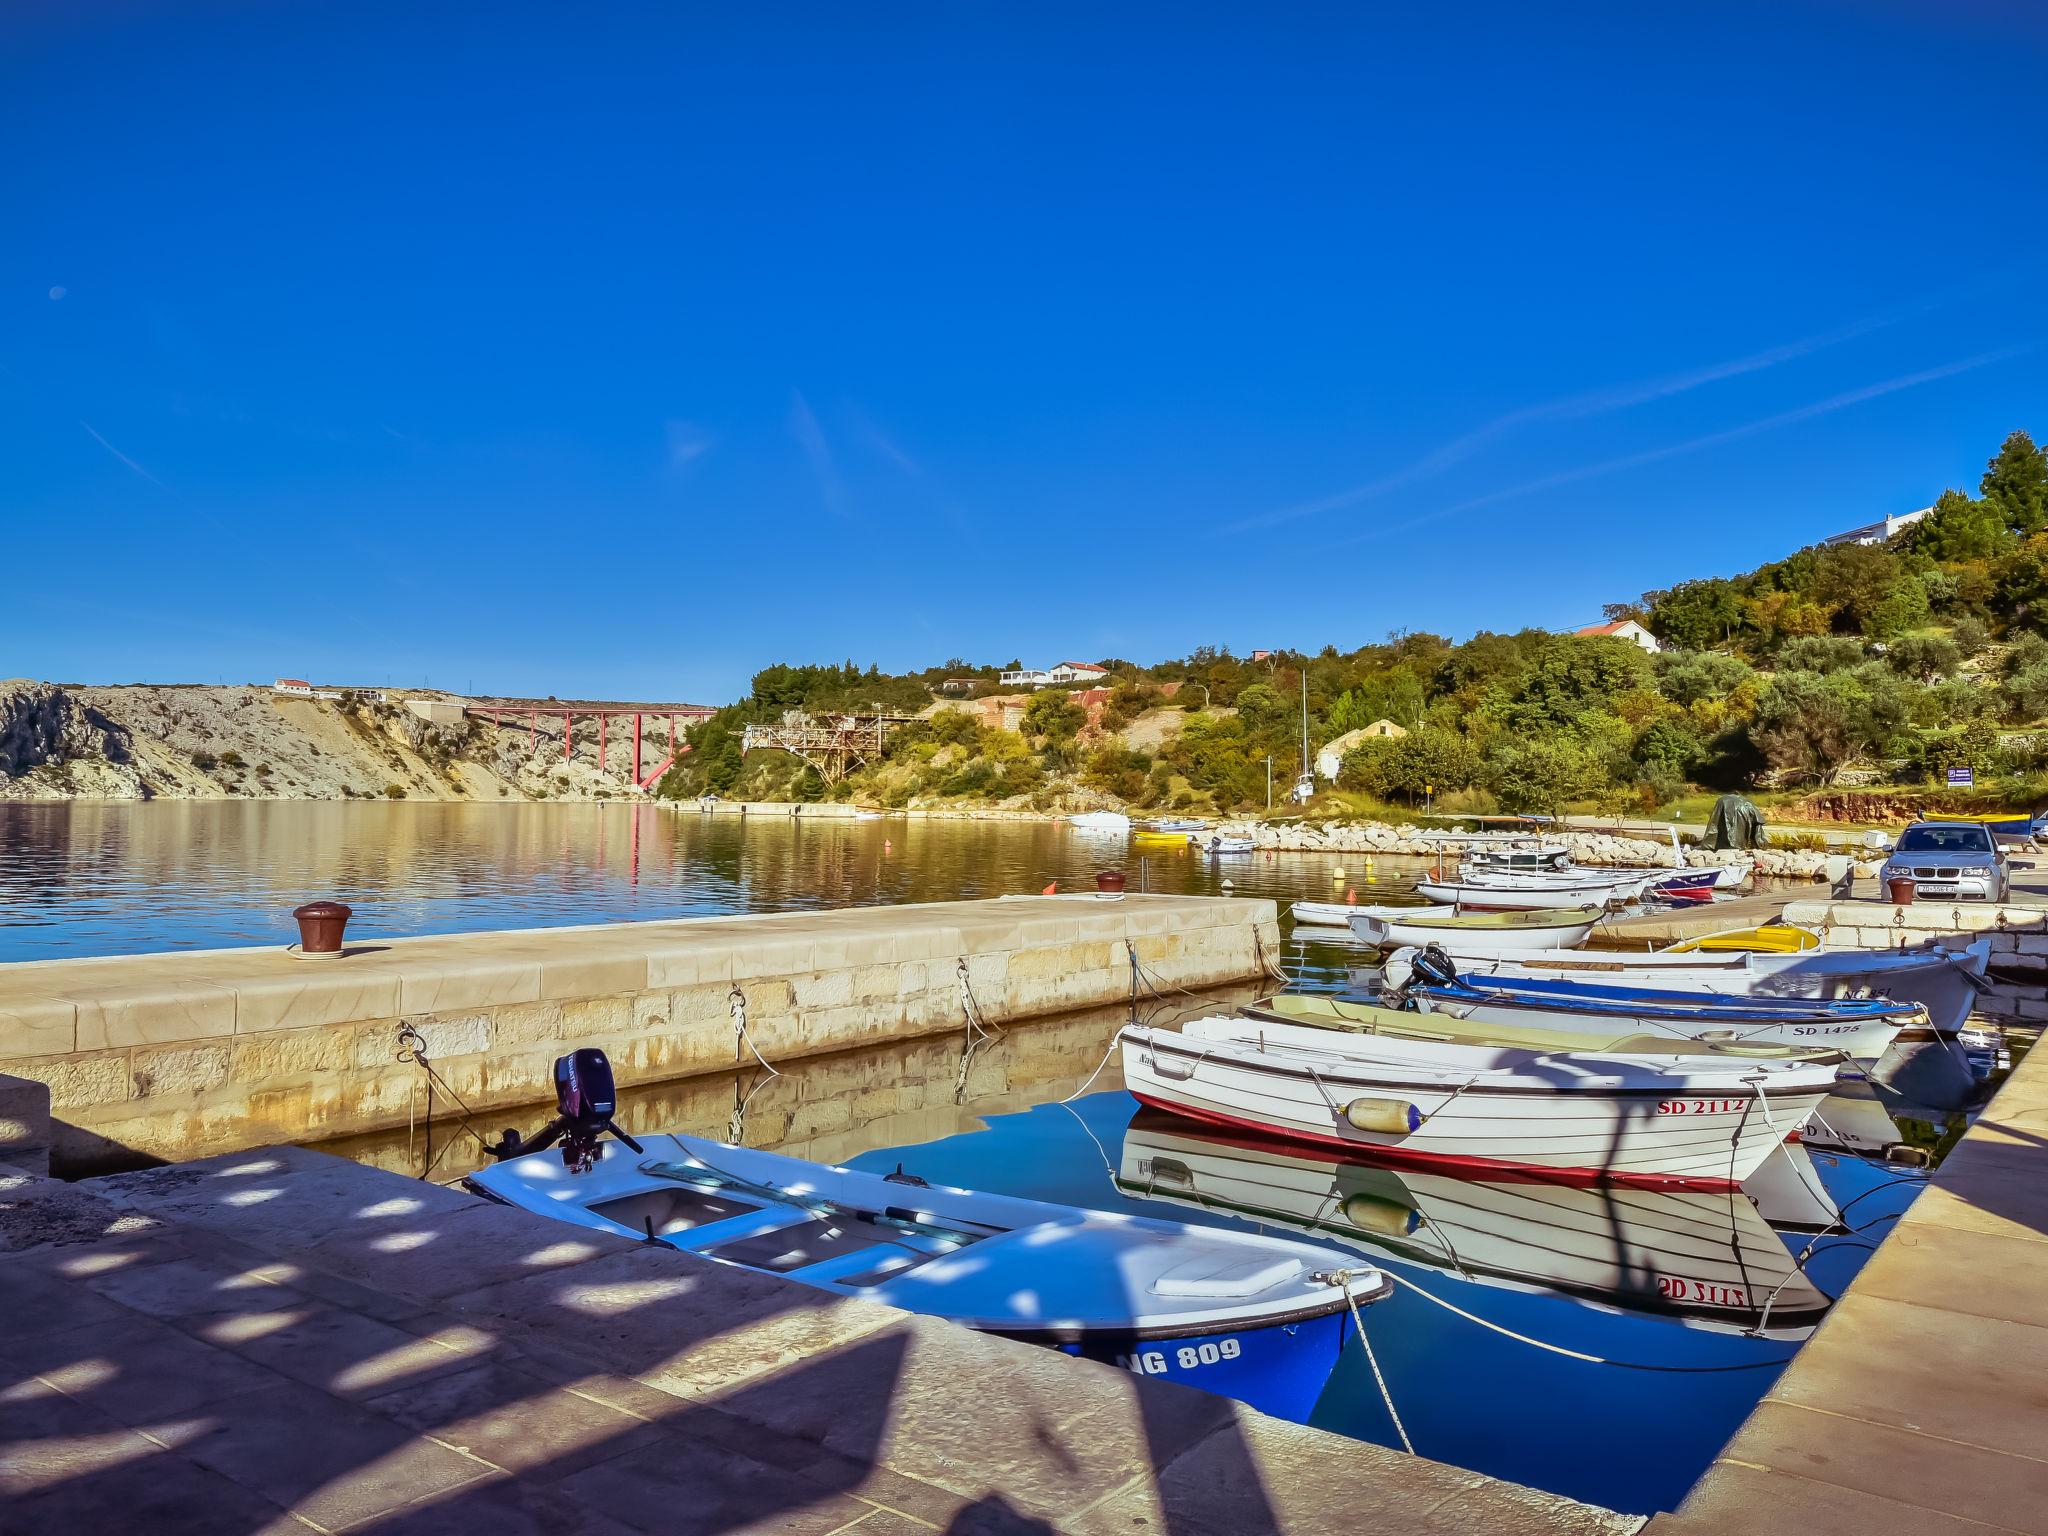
<box><xmin>463</xmin><ymin>697</ymin><xmax>717</xmax><ymax>790</ymax></box>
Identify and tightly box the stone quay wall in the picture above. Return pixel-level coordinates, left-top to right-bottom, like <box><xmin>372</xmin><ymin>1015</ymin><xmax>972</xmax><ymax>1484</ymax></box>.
<box><xmin>1784</xmin><ymin>896</ymin><xmax>2048</xmax><ymax>1027</ymax></box>
<box><xmin>0</xmin><ymin>895</ymin><xmax>1279</xmax><ymax>1173</ymax></box>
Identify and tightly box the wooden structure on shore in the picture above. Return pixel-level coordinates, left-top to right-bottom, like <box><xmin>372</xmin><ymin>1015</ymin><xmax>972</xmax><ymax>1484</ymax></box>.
<box><xmin>743</xmin><ymin>709</ymin><xmax>918</xmax><ymax>783</ymax></box>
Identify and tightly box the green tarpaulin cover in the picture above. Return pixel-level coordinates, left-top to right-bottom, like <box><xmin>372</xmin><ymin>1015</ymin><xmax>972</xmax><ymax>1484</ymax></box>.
<box><xmin>1704</xmin><ymin>793</ymin><xmax>1766</xmax><ymax>851</ymax></box>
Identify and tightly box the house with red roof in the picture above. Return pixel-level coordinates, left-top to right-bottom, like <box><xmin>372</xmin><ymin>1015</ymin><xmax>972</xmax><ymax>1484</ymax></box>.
<box><xmin>1572</xmin><ymin>620</ymin><xmax>1662</xmax><ymax>653</ymax></box>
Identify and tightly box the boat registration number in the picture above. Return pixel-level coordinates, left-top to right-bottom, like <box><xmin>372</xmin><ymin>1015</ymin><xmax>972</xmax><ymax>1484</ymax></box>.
<box><xmin>1657</xmin><ymin>1274</ymin><xmax>1754</xmax><ymax>1307</ymax></box>
<box><xmin>1655</xmin><ymin>1098</ymin><xmax>1747</xmax><ymax>1115</ymax></box>
<box><xmin>1117</xmin><ymin>1338</ymin><xmax>1243</xmax><ymax>1375</ymax></box>
<box><xmin>1788</xmin><ymin>1022</ymin><xmax>1868</xmax><ymax>1037</ymax></box>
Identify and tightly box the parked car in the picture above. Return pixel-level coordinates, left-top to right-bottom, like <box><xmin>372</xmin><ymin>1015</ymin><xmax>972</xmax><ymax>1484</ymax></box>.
<box><xmin>1880</xmin><ymin>821</ymin><xmax>2010</xmax><ymax>903</ymax></box>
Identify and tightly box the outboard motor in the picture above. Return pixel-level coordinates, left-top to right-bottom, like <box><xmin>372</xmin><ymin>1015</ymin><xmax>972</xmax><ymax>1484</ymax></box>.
<box><xmin>488</xmin><ymin>1047</ymin><xmax>643</xmax><ymax>1173</ymax></box>
<box><xmin>1409</xmin><ymin>944</ymin><xmax>1461</xmax><ymax>990</ymax></box>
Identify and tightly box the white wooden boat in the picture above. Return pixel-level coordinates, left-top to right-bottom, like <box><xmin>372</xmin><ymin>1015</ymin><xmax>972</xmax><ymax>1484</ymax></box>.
<box><xmin>470</xmin><ymin>1050</ymin><xmax>1382</xmax><ymax>1420</ymax></box>
<box><xmin>1347</xmin><ymin>904</ymin><xmax>1602</xmax><ymax>951</ymax></box>
<box><xmin>1194</xmin><ymin>834</ymin><xmax>1255</xmax><ymax>855</ymax></box>
<box><xmin>1117</xmin><ymin>1113</ymin><xmax>1836</xmax><ymax>1338</ymax></box>
<box><xmin>1465</xmin><ymin>842</ymin><xmax>1575</xmax><ymax>872</ymax></box>
<box><xmin>1068</xmin><ymin>810</ymin><xmax>1132</xmax><ymax>832</ymax></box>
<box><xmin>1120</xmin><ymin>1013</ymin><xmax>1841</xmax><ymax>1190</ymax></box>
<box><xmin>1291</xmin><ymin>900</ymin><xmax>1368</xmax><ymax>929</ymax></box>
<box><xmin>1415</xmin><ymin>870</ymin><xmax>1658</xmax><ymax>909</ymax></box>
<box><xmin>1368</xmin><ymin>959</ymin><xmax>1921</xmax><ymax>1060</ymax></box>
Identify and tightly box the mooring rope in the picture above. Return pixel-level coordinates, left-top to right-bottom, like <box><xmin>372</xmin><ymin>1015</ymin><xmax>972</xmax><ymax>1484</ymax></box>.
<box><xmin>1383</xmin><ymin>1270</ymin><xmax>1796</xmax><ymax>1371</ymax></box>
<box><xmin>730</xmin><ymin>986</ymin><xmax>781</xmax><ymax>1076</ymax></box>
<box><xmin>394</xmin><ymin>1022</ymin><xmax>495</xmax><ymax>1176</ymax></box>
<box><xmin>1321</xmin><ymin>1268</ymin><xmax>1413</xmax><ymax>1454</ymax></box>
<box><xmin>957</xmin><ymin>958</ymin><xmax>1003</xmax><ymax>1043</ymax></box>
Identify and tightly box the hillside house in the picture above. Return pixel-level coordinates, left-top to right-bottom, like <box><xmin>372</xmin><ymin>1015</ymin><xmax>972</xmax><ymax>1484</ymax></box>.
<box><xmin>1315</xmin><ymin>720</ymin><xmax>1409</xmax><ymax>780</ymax></box>
<box><xmin>998</xmin><ymin>662</ymin><xmax>1108</xmax><ymax>689</ymax></box>
<box><xmin>1573</xmin><ymin>619</ymin><xmax>1663</xmax><ymax>654</ymax></box>
<box><xmin>1821</xmin><ymin>506</ymin><xmax>1932</xmax><ymax>548</ymax></box>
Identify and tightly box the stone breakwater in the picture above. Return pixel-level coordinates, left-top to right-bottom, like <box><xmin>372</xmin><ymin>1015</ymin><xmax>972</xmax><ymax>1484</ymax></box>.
<box><xmin>0</xmin><ymin>894</ymin><xmax>1278</xmax><ymax>1174</ymax></box>
<box><xmin>1221</xmin><ymin>819</ymin><xmax>1883</xmax><ymax>883</ymax></box>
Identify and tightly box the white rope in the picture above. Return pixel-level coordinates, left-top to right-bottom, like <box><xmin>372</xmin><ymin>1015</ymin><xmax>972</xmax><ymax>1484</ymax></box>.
<box><xmin>1383</xmin><ymin>1270</ymin><xmax>1794</xmax><ymax>1371</ymax></box>
<box><xmin>1323</xmin><ymin>1269</ymin><xmax>1413</xmax><ymax>1454</ymax></box>
<box><xmin>730</xmin><ymin>987</ymin><xmax>780</xmax><ymax>1076</ymax></box>
<box><xmin>957</xmin><ymin>959</ymin><xmax>1003</xmax><ymax>1043</ymax></box>
<box><xmin>1060</xmin><ymin>1034</ymin><xmax>1124</xmax><ymax>1103</ymax></box>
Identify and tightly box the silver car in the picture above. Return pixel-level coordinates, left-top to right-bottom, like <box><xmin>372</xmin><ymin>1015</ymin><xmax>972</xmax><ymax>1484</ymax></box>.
<box><xmin>1880</xmin><ymin>820</ymin><xmax>2010</xmax><ymax>902</ymax></box>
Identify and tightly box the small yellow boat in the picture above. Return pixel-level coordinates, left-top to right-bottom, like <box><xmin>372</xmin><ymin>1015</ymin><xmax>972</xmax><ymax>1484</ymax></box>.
<box><xmin>1664</xmin><ymin>924</ymin><xmax>1822</xmax><ymax>955</ymax></box>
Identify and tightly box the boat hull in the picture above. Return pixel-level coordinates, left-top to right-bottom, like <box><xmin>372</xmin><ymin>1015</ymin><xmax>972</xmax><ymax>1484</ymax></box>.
<box><xmin>1416</xmin><ymin>877</ymin><xmax>1649</xmax><ymax>910</ymax></box>
<box><xmin>1348</xmin><ymin>907</ymin><xmax>1600</xmax><ymax>951</ymax></box>
<box><xmin>1057</xmin><ymin>1308</ymin><xmax>1351</xmax><ymax>1422</ymax></box>
<box><xmin>1122</xmin><ymin>1026</ymin><xmax>1834</xmax><ymax>1191</ymax></box>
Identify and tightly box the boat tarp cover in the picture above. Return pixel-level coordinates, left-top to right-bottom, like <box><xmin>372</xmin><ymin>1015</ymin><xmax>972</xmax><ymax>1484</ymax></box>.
<box><xmin>1704</xmin><ymin>794</ymin><xmax>1766</xmax><ymax>851</ymax></box>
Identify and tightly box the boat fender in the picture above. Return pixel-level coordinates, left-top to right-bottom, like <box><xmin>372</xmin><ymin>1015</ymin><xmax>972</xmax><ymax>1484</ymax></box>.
<box><xmin>1345</xmin><ymin>1097</ymin><xmax>1424</xmax><ymax>1135</ymax></box>
<box><xmin>1340</xmin><ymin>1191</ymin><xmax>1425</xmax><ymax>1237</ymax></box>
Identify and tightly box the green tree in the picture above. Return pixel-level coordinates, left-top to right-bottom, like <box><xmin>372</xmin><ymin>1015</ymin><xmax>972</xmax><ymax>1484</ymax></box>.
<box><xmin>1021</xmin><ymin>689</ymin><xmax>1086</xmax><ymax>742</ymax></box>
<box><xmin>1777</xmin><ymin>636</ymin><xmax>1864</xmax><ymax>673</ymax></box>
<box><xmin>1912</xmin><ymin>488</ymin><xmax>2012</xmax><ymax>562</ymax></box>
<box><xmin>1653</xmin><ymin>650</ymin><xmax>1754</xmax><ymax>706</ymax></box>
<box><xmin>1232</xmin><ymin>682</ymin><xmax>1291</xmax><ymax>741</ymax></box>
<box><xmin>1749</xmin><ymin>672</ymin><xmax>1857</xmax><ymax>783</ymax></box>
<box><xmin>1885</xmin><ymin>633</ymin><xmax>1962</xmax><ymax>683</ymax></box>
<box><xmin>1483</xmin><ymin>738</ymin><xmax>1603</xmax><ymax>814</ymax></box>
<box><xmin>1981</xmin><ymin>430</ymin><xmax>2048</xmax><ymax>535</ymax></box>
<box><xmin>1643</xmin><ymin>579</ymin><xmax>1745</xmax><ymax>652</ymax></box>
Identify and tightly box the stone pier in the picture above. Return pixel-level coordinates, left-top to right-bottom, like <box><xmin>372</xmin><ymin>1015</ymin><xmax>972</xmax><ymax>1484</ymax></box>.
<box><xmin>0</xmin><ymin>895</ymin><xmax>1280</xmax><ymax>1173</ymax></box>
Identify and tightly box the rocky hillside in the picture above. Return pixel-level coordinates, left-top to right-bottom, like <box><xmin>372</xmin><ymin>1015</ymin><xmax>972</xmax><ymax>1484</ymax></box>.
<box><xmin>0</xmin><ymin>681</ymin><xmax>649</xmax><ymax>802</ymax></box>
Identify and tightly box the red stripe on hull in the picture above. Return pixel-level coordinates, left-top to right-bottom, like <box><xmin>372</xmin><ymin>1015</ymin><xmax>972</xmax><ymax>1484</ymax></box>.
<box><xmin>1128</xmin><ymin>1092</ymin><xmax>1745</xmax><ymax>1193</ymax></box>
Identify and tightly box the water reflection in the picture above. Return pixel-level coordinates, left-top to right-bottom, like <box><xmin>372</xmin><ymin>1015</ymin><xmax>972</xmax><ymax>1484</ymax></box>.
<box><xmin>1</xmin><ymin>800</ymin><xmax>1442</xmax><ymax>960</ymax></box>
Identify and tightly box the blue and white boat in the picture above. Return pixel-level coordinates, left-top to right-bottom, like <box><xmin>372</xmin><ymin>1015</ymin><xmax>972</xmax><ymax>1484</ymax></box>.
<box><xmin>1377</xmin><ymin>951</ymin><xmax>1922</xmax><ymax>1059</ymax></box>
<box><xmin>468</xmin><ymin>1050</ymin><xmax>1384</xmax><ymax>1420</ymax></box>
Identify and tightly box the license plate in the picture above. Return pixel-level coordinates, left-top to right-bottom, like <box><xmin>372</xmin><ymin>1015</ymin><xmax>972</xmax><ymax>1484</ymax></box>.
<box><xmin>1917</xmin><ymin>884</ymin><xmax>1958</xmax><ymax>896</ymax></box>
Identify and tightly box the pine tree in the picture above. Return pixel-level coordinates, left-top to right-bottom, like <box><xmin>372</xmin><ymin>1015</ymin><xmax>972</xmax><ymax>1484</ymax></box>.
<box><xmin>1981</xmin><ymin>430</ymin><xmax>2048</xmax><ymax>535</ymax></box>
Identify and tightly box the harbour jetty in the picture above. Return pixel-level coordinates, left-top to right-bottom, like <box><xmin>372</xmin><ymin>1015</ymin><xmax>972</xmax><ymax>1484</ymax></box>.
<box><xmin>0</xmin><ymin>895</ymin><xmax>1279</xmax><ymax>1173</ymax></box>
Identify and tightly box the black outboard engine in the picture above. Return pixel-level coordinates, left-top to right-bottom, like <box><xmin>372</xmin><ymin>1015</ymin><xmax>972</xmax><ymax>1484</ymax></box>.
<box><xmin>488</xmin><ymin>1047</ymin><xmax>643</xmax><ymax>1173</ymax></box>
<box><xmin>1409</xmin><ymin>944</ymin><xmax>1461</xmax><ymax>990</ymax></box>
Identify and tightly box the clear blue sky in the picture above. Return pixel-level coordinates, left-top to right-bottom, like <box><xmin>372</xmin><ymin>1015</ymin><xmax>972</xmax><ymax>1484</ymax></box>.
<box><xmin>5</xmin><ymin>2</ymin><xmax>2044</xmax><ymax>703</ymax></box>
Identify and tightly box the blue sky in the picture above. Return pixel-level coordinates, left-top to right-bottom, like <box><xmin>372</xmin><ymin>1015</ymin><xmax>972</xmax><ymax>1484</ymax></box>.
<box><xmin>4</xmin><ymin>2</ymin><xmax>2045</xmax><ymax>703</ymax></box>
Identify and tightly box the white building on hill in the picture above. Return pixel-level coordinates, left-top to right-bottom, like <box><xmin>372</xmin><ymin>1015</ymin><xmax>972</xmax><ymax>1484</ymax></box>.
<box><xmin>1573</xmin><ymin>619</ymin><xmax>1662</xmax><ymax>653</ymax></box>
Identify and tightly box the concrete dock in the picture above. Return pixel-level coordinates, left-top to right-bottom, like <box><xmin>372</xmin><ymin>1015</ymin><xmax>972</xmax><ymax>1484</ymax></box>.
<box><xmin>0</xmin><ymin>895</ymin><xmax>1280</xmax><ymax>1173</ymax></box>
<box><xmin>1650</xmin><ymin>1019</ymin><xmax>2048</xmax><ymax>1535</ymax></box>
<box><xmin>0</xmin><ymin>1145</ymin><xmax>1634</xmax><ymax>1535</ymax></box>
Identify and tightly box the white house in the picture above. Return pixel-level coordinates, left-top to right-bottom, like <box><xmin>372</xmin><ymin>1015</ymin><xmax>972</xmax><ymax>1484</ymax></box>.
<box><xmin>1821</xmin><ymin>506</ymin><xmax>1932</xmax><ymax>548</ymax></box>
<box><xmin>1573</xmin><ymin>620</ymin><xmax>1663</xmax><ymax>654</ymax></box>
<box><xmin>999</xmin><ymin>662</ymin><xmax>1108</xmax><ymax>689</ymax></box>
<box><xmin>1315</xmin><ymin>720</ymin><xmax>1408</xmax><ymax>781</ymax></box>
<box><xmin>273</xmin><ymin>678</ymin><xmax>313</xmax><ymax>696</ymax></box>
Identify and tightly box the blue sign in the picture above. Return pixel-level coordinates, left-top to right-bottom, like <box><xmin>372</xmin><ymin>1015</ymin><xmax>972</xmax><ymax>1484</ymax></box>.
<box><xmin>1947</xmin><ymin>766</ymin><xmax>1974</xmax><ymax>787</ymax></box>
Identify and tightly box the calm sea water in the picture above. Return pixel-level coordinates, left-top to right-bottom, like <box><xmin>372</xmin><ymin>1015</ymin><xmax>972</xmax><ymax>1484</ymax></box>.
<box><xmin>6</xmin><ymin>801</ymin><xmax>1933</xmax><ymax>1513</ymax></box>
<box><xmin>0</xmin><ymin>799</ymin><xmax>1441</xmax><ymax>965</ymax></box>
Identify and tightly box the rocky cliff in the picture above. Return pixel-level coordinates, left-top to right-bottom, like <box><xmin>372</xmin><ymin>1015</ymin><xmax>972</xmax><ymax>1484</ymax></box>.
<box><xmin>0</xmin><ymin>680</ymin><xmax>648</xmax><ymax>802</ymax></box>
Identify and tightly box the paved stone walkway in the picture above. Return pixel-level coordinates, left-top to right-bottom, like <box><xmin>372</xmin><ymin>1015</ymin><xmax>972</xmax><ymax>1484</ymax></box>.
<box><xmin>1</xmin><ymin>1147</ymin><xmax>1636</xmax><ymax>1535</ymax></box>
<box><xmin>1648</xmin><ymin>1033</ymin><xmax>2048</xmax><ymax>1535</ymax></box>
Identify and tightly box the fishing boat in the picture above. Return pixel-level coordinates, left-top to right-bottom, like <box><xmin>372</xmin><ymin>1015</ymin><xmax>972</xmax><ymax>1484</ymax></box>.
<box><xmin>1381</xmin><ymin>934</ymin><xmax>1990</xmax><ymax>1036</ymax></box>
<box><xmin>1117</xmin><ymin>1112</ymin><xmax>1837</xmax><ymax>1338</ymax></box>
<box><xmin>1068</xmin><ymin>810</ymin><xmax>1132</xmax><ymax>832</ymax></box>
<box><xmin>1465</xmin><ymin>842</ymin><xmax>1575</xmax><ymax>872</ymax></box>
<box><xmin>1290</xmin><ymin>900</ymin><xmax>1376</xmax><ymax>928</ymax></box>
<box><xmin>1381</xmin><ymin>930</ymin><xmax>1994</xmax><ymax>1107</ymax></box>
<box><xmin>1150</xmin><ymin>818</ymin><xmax>1208</xmax><ymax>832</ymax></box>
<box><xmin>1414</xmin><ymin>869</ymin><xmax>1658</xmax><ymax>910</ymax></box>
<box><xmin>1120</xmin><ymin>1012</ymin><xmax>1842</xmax><ymax>1190</ymax></box>
<box><xmin>1194</xmin><ymin>833</ymin><xmax>1256</xmax><ymax>855</ymax></box>
<box><xmin>470</xmin><ymin>1049</ymin><xmax>1383</xmax><ymax>1419</ymax></box>
<box><xmin>1347</xmin><ymin>904</ymin><xmax>1602</xmax><ymax>951</ymax></box>
<box><xmin>1370</xmin><ymin>952</ymin><xmax>1921</xmax><ymax>1059</ymax></box>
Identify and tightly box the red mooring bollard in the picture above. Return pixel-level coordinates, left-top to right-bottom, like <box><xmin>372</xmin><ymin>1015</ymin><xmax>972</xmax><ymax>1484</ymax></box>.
<box><xmin>292</xmin><ymin>900</ymin><xmax>353</xmax><ymax>955</ymax></box>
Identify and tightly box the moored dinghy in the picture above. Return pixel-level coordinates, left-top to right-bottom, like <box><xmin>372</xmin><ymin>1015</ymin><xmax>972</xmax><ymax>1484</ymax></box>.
<box><xmin>470</xmin><ymin>1049</ymin><xmax>1384</xmax><ymax>1419</ymax></box>
<box><xmin>1347</xmin><ymin>904</ymin><xmax>1602</xmax><ymax>952</ymax></box>
<box><xmin>1119</xmin><ymin>1010</ymin><xmax>1841</xmax><ymax>1190</ymax></box>
<box><xmin>1374</xmin><ymin>947</ymin><xmax>1923</xmax><ymax>1059</ymax></box>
